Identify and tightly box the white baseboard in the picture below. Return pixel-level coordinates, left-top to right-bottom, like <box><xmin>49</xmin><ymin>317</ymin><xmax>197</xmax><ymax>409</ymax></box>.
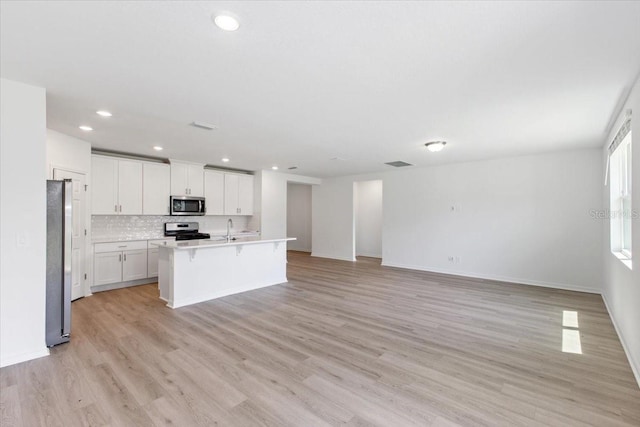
<box><xmin>311</xmin><ymin>252</ymin><xmax>356</xmax><ymax>262</ymax></box>
<box><xmin>356</xmin><ymin>252</ymin><xmax>382</xmax><ymax>258</ymax></box>
<box><xmin>380</xmin><ymin>261</ymin><xmax>601</xmax><ymax>294</ymax></box>
<box><xmin>91</xmin><ymin>277</ymin><xmax>157</xmax><ymax>293</ymax></box>
<box><xmin>0</xmin><ymin>347</ymin><xmax>49</xmax><ymax>368</ymax></box>
<box><xmin>601</xmin><ymin>294</ymin><xmax>640</xmax><ymax>389</ymax></box>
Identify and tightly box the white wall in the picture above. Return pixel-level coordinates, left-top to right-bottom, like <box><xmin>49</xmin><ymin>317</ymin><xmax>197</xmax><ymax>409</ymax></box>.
<box><xmin>0</xmin><ymin>79</ymin><xmax>49</xmax><ymax>367</ymax></box>
<box><xmin>46</xmin><ymin>130</ymin><xmax>92</xmax><ymax>178</ymax></box>
<box><xmin>287</xmin><ymin>183</ymin><xmax>312</xmax><ymax>252</ymax></box>
<box><xmin>602</xmin><ymin>75</ymin><xmax>640</xmax><ymax>386</ymax></box>
<box><xmin>257</xmin><ymin>170</ymin><xmax>321</xmax><ymax>240</ymax></box>
<box><xmin>355</xmin><ymin>180</ymin><xmax>382</xmax><ymax>258</ymax></box>
<box><xmin>312</xmin><ymin>176</ymin><xmax>358</xmax><ymax>261</ymax></box>
<box><xmin>312</xmin><ymin>149</ymin><xmax>603</xmax><ymax>292</ymax></box>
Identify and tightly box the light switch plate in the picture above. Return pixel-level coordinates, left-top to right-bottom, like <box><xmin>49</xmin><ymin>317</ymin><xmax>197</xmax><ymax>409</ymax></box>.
<box><xmin>16</xmin><ymin>231</ymin><xmax>30</xmax><ymax>247</ymax></box>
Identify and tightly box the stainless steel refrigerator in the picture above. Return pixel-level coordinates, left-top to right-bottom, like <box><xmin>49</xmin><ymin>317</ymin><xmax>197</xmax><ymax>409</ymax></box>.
<box><xmin>46</xmin><ymin>179</ymin><xmax>72</xmax><ymax>347</ymax></box>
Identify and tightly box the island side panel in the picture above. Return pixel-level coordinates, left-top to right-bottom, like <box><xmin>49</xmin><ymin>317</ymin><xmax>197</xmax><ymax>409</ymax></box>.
<box><xmin>167</xmin><ymin>241</ymin><xmax>288</xmax><ymax>309</ymax></box>
<box><xmin>157</xmin><ymin>246</ymin><xmax>172</xmax><ymax>304</ymax></box>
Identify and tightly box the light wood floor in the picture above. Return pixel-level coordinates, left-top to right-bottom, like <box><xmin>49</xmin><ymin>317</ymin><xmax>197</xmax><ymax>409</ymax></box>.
<box><xmin>1</xmin><ymin>252</ymin><xmax>639</xmax><ymax>426</ymax></box>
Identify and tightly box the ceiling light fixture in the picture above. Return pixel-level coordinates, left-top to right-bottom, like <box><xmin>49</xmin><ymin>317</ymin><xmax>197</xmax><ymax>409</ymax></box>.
<box><xmin>221</xmin><ymin>157</ymin><xmax>230</xmax><ymax>163</ymax></box>
<box><xmin>153</xmin><ymin>146</ymin><xmax>163</xmax><ymax>151</ymax></box>
<box><xmin>213</xmin><ymin>14</ymin><xmax>240</xmax><ymax>31</ymax></box>
<box><xmin>79</xmin><ymin>125</ymin><xmax>93</xmax><ymax>131</ymax></box>
<box><xmin>272</xmin><ymin>166</ymin><xmax>279</xmax><ymax>170</ymax></box>
<box><xmin>96</xmin><ymin>110</ymin><xmax>112</xmax><ymax>117</ymax></box>
<box><xmin>425</xmin><ymin>141</ymin><xmax>447</xmax><ymax>152</ymax></box>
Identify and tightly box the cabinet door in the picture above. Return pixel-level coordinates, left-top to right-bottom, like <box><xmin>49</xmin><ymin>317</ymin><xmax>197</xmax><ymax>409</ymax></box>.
<box><xmin>204</xmin><ymin>170</ymin><xmax>224</xmax><ymax>215</ymax></box>
<box><xmin>94</xmin><ymin>252</ymin><xmax>122</xmax><ymax>286</ymax></box>
<box><xmin>187</xmin><ymin>164</ymin><xmax>204</xmax><ymax>197</ymax></box>
<box><xmin>143</xmin><ymin>163</ymin><xmax>170</xmax><ymax>215</ymax></box>
<box><xmin>238</xmin><ymin>174</ymin><xmax>254</xmax><ymax>215</ymax></box>
<box><xmin>224</xmin><ymin>173</ymin><xmax>240</xmax><ymax>215</ymax></box>
<box><xmin>118</xmin><ymin>160</ymin><xmax>143</xmax><ymax>214</ymax></box>
<box><xmin>170</xmin><ymin>162</ymin><xmax>189</xmax><ymax>196</ymax></box>
<box><xmin>147</xmin><ymin>248</ymin><xmax>159</xmax><ymax>277</ymax></box>
<box><xmin>91</xmin><ymin>156</ymin><xmax>118</xmax><ymax>215</ymax></box>
<box><xmin>122</xmin><ymin>249</ymin><xmax>147</xmax><ymax>281</ymax></box>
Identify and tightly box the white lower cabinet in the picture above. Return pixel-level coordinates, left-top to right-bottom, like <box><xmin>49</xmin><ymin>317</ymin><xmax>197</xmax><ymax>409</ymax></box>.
<box><xmin>122</xmin><ymin>249</ymin><xmax>148</xmax><ymax>281</ymax></box>
<box><xmin>93</xmin><ymin>240</ymin><xmax>148</xmax><ymax>286</ymax></box>
<box><xmin>94</xmin><ymin>252</ymin><xmax>123</xmax><ymax>286</ymax></box>
<box><xmin>93</xmin><ymin>239</ymin><xmax>175</xmax><ymax>289</ymax></box>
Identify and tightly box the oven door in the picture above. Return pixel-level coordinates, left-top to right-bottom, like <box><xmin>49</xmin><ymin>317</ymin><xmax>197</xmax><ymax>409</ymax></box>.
<box><xmin>170</xmin><ymin>196</ymin><xmax>205</xmax><ymax>216</ymax></box>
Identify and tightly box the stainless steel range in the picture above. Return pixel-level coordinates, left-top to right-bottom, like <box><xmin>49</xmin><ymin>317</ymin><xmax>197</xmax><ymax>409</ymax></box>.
<box><xmin>164</xmin><ymin>222</ymin><xmax>211</xmax><ymax>241</ymax></box>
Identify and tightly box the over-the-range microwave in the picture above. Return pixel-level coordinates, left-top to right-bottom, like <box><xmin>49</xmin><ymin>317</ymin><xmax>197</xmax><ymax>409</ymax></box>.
<box><xmin>170</xmin><ymin>196</ymin><xmax>205</xmax><ymax>216</ymax></box>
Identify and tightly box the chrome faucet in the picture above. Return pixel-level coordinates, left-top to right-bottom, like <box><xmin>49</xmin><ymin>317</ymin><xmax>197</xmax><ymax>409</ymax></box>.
<box><xmin>226</xmin><ymin>218</ymin><xmax>233</xmax><ymax>241</ymax></box>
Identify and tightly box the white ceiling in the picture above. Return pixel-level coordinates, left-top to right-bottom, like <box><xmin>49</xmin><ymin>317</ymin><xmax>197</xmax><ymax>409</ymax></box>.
<box><xmin>2</xmin><ymin>1</ymin><xmax>639</xmax><ymax>177</ymax></box>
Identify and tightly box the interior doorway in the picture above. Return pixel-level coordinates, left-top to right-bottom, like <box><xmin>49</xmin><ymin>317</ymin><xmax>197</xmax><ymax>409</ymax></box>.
<box><xmin>53</xmin><ymin>168</ymin><xmax>86</xmax><ymax>301</ymax></box>
<box><xmin>286</xmin><ymin>183</ymin><xmax>312</xmax><ymax>252</ymax></box>
<box><xmin>354</xmin><ymin>180</ymin><xmax>382</xmax><ymax>260</ymax></box>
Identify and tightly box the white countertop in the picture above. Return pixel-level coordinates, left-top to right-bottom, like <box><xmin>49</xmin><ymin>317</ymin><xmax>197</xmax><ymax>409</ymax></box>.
<box><xmin>92</xmin><ymin>231</ymin><xmax>260</xmax><ymax>244</ymax></box>
<box><xmin>153</xmin><ymin>236</ymin><xmax>295</xmax><ymax>250</ymax></box>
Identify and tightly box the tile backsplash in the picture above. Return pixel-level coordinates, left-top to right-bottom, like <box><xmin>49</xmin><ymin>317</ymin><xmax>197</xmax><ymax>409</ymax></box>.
<box><xmin>92</xmin><ymin>215</ymin><xmax>253</xmax><ymax>242</ymax></box>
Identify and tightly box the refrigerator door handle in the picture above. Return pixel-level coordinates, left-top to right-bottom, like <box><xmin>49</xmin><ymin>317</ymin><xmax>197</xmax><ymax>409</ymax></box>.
<box><xmin>62</xmin><ymin>180</ymin><xmax>73</xmax><ymax>336</ymax></box>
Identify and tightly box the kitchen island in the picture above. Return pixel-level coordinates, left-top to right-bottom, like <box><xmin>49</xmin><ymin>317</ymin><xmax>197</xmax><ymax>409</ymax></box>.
<box><xmin>153</xmin><ymin>237</ymin><xmax>295</xmax><ymax>308</ymax></box>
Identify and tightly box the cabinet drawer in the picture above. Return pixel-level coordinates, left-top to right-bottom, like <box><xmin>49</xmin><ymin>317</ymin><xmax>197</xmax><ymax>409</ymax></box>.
<box><xmin>148</xmin><ymin>239</ymin><xmax>174</xmax><ymax>248</ymax></box>
<box><xmin>94</xmin><ymin>240</ymin><xmax>147</xmax><ymax>253</ymax></box>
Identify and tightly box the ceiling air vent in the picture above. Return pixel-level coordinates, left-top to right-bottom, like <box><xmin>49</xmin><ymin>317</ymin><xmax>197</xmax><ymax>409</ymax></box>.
<box><xmin>288</xmin><ymin>166</ymin><xmax>298</xmax><ymax>170</ymax></box>
<box><xmin>190</xmin><ymin>121</ymin><xmax>218</xmax><ymax>131</ymax></box>
<box><xmin>384</xmin><ymin>161</ymin><xmax>413</xmax><ymax>167</ymax></box>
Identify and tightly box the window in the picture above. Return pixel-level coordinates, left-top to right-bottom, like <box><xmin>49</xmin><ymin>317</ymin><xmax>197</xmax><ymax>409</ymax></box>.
<box><xmin>609</xmin><ymin>126</ymin><xmax>632</xmax><ymax>268</ymax></box>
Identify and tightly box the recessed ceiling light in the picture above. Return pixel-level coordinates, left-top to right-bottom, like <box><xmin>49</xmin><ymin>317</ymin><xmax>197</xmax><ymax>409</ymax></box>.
<box><xmin>425</xmin><ymin>141</ymin><xmax>447</xmax><ymax>152</ymax></box>
<box><xmin>153</xmin><ymin>146</ymin><xmax>163</xmax><ymax>151</ymax></box>
<box><xmin>96</xmin><ymin>110</ymin><xmax>112</xmax><ymax>117</ymax></box>
<box><xmin>79</xmin><ymin>125</ymin><xmax>93</xmax><ymax>131</ymax></box>
<box><xmin>213</xmin><ymin>14</ymin><xmax>240</xmax><ymax>31</ymax></box>
<box><xmin>221</xmin><ymin>157</ymin><xmax>230</xmax><ymax>163</ymax></box>
<box><xmin>272</xmin><ymin>166</ymin><xmax>279</xmax><ymax>170</ymax></box>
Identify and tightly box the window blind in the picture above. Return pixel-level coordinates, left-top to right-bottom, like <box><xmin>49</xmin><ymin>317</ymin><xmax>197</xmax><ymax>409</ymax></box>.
<box><xmin>608</xmin><ymin>118</ymin><xmax>631</xmax><ymax>154</ymax></box>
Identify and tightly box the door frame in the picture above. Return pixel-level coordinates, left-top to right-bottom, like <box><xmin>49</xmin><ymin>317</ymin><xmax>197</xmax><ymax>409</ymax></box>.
<box><xmin>51</xmin><ymin>165</ymin><xmax>91</xmax><ymax>298</ymax></box>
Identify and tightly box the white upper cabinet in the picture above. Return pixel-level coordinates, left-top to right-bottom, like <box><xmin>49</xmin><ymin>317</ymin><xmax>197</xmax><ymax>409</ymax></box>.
<box><xmin>92</xmin><ymin>156</ymin><xmax>142</xmax><ymax>215</ymax></box>
<box><xmin>204</xmin><ymin>170</ymin><xmax>224</xmax><ymax>215</ymax></box>
<box><xmin>170</xmin><ymin>160</ymin><xmax>204</xmax><ymax>197</ymax></box>
<box><xmin>170</xmin><ymin>162</ymin><xmax>188</xmax><ymax>196</ymax></box>
<box><xmin>117</xmin><ymin>160</ymin><xmax>143</xmax><ymax>214</ymax></box>
<box><xmin>224</xmin><ymin>173</ymin><xmax>254</xmax><ymax>215</ymax></box>
<box><xmin>143</xmin><ymin>162</ymin><xmax>170</xmax><ymax>215</ymax></box>
<box><xmin>224</xmin><ymin>173</ymin><xmax>240</xmax><ymax>215</ymax></box>
<box><xmin>92</xmin><ymin>156</ymin><xmax>118</xmax><ymax>214</ymax></box>
<box><xmin>187</xmin><ymin>164</ymin><xmax>204</xmax><ymax>197</ymax></box>
<box><xmin>238</xmin><ymin>174</ymin><xmax>254</xmax><ymax>215</ymax></box>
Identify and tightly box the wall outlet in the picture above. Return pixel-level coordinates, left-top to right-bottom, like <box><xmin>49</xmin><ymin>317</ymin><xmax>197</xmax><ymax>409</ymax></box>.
<box><xmin>448</xmin><ymin>255</ymin><xmax>461</xmax><ymax>264</ymax></box>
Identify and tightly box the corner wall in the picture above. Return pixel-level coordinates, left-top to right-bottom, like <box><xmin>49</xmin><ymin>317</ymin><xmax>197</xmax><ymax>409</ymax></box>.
<box><xmin>257</xmin><ymin>170</ymin><xmax>321</xmax><ymax>240</ymax></box>
<box><xmin>602</xmin><ymin>75</ymin><xmax>640</xmax><ymax>386</ymax></box>
<box><xmin>1</xmin><ymin>79</ymin><xmax>49</xmax><ymax>367</ymax></box>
